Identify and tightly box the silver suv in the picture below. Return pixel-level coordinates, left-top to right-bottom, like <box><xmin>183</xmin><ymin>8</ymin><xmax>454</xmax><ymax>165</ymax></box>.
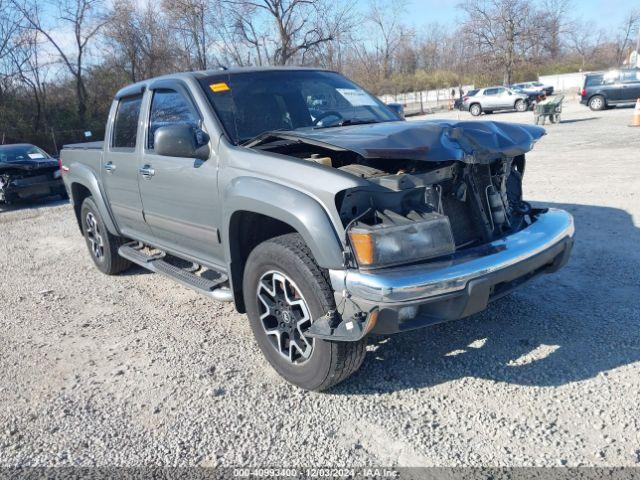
<box><xmin>463</xmin><ymin>86</ymin><xmax>529</xmax><ymax>116</ymax></box>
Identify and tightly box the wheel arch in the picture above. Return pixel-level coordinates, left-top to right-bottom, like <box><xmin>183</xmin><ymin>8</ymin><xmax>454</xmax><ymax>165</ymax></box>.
<box><xmin>223</xmin><ymin>177</ymin><xmax>344</xmax><ymax>312</ymax></box>
<box><xmin>67</xmin><ymin>164</ymin><xmax>119</xmax><ymax>235</ymax></box>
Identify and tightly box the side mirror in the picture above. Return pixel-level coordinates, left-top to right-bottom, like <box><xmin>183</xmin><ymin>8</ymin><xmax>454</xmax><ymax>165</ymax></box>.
<box><xmin>386</xmin><ymin>102</ymin><xmax>405</xmax><ymax>119</ymax></box>
<box><xmin>154</xmin><ymin>125</ymin><xmax>210</xmax><ymax>160</ymax></box>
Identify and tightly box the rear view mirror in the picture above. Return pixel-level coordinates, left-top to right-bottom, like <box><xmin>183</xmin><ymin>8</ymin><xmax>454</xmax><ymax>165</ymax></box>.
<box><xmin>154</xmin><ymin>125</ymin><xmax>210</xmax><ymax>160</ymax></box>
<box><xmin>386</xmin><ymin>103</ymin><xmax>405</xmax><ymax>119</ymax></box>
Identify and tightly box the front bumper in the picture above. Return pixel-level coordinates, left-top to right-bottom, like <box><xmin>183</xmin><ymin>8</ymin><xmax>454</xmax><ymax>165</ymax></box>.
<box><xmin>329</xmin><ymin>209</ymin><xmax>574</xmax><ymax>335</ymax></box>
<box><xmin>0</xmin><ymin>177</ymin><xmax>65</xmax><ymax>202</ymax></box>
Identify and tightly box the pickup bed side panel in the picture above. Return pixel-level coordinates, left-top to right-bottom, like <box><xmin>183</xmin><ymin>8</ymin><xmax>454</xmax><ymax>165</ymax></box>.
<box><xmin>222</xmin><ymin>177</ymin><xmax>345</xmax><ymax>270</ymax></box>
<box><xmin>62</xmin><ymin>151</ymin><xmax>120</xmax><ymax>235</ymax></box>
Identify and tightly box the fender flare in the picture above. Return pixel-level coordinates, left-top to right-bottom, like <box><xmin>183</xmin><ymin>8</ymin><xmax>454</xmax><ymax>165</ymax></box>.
<box><xmin>67</xmin><ymin>163</ymin><xmax>119</xmax><ymax>235</ymax></box>
<box><xmin>222</xmin><ymin>177</ymin><xmax>345</xmax><ymax>270</ymax></box>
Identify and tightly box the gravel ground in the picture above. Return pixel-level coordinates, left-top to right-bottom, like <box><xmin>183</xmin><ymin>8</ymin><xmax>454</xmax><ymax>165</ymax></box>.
<box><xmin>1</xmin><ymin>101</ymin><xmax>639</xmax><ymax>468</ymax></box>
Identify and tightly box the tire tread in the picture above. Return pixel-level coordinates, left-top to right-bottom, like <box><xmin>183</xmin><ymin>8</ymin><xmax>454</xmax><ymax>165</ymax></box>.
<box><xmin>261</xmin><ymin>233</ymin><xmax>367</xmax><ymax>391</ymax></box>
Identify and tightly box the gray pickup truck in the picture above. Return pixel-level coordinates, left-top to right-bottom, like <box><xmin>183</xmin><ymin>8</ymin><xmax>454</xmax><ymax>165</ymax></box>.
<box><xmin>61</xmin><ymin>67</ymin><xmax>574</xmax><ymax>390</ymax></box>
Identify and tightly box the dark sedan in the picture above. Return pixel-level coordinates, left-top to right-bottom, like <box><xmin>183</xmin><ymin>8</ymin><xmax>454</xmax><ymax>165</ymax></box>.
<box><xmin>0</xmin><ymin>144</ymin><xmax>67</xmax><ymax>204</ymax></box>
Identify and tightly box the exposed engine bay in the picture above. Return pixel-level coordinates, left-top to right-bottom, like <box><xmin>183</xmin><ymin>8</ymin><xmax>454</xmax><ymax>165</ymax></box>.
<box><xmin>249</xmin><ymin>120</ymin><xmax>545</xmax><ymax>269</ymax></box>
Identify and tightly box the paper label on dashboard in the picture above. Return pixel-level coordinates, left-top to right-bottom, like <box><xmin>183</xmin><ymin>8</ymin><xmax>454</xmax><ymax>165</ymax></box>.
<box><xmin>336</xmin><ymin>88</ymin><xmax>378</xmax><ymax>107</ymax></box>
<box><xmin>28</xmin><ymin>153</ymin><xmax>45</xmax><ymax>159</ymax></box>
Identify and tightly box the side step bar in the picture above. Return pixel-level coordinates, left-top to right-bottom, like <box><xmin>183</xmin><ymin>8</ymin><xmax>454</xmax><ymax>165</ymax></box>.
<box><xmin>118</xmin><ymin>243</ymin><xmax>233</xmax><ymax>302</ymax></box>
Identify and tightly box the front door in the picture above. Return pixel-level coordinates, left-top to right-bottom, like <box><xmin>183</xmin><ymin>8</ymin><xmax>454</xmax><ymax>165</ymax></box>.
<box><xmin>101</xmin><ymin>94</ymin><xmax>153</xmax><ymax>240</ymax></box>
<box><xmin>137</xmin><ymin>86</ymin><xmax>224</xmax><ymax>268</ymax></box>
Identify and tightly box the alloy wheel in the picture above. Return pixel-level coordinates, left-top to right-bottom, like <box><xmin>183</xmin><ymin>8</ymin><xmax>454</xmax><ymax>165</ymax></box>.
<box><xmin>590</xmin><ymin>97</ymin><xmax>603</xmax><ymax>110</ymax></box>
<box><xmin>256</xmin><ymin>270</ymin><xmax>314</xmax><ymax>364</ymax></box>
<box><xmin>85</xmin><ymin>212</ymin><xmax>104</xmax><ymax>261</ymax></box>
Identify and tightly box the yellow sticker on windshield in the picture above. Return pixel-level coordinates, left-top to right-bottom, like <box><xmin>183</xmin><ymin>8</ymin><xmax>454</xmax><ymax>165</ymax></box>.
<box><xmin>210</xmin><ymin>82</ymin><xmax>230</xmax><ymax>93</ymax></box>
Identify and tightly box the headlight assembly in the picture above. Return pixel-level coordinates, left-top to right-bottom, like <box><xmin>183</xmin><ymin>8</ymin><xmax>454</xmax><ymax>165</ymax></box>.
<box><xmin>348</xmin><ymin>210</ymin><xmax>455</xmax><ymax>269</ymax></box>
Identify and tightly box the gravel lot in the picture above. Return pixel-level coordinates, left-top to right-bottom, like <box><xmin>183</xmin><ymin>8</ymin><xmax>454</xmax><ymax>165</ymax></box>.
<box><xmin>1</xmin><ymin>100</ymin><xmax>639</xmax><ymax>468</ymax></box>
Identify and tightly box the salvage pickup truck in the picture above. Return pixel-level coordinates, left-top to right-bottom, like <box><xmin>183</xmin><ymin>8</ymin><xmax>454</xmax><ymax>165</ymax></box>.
<box><xmin>61</xmin><ymin>67</ymin><xmax>574</xmax><ymax>390</ymax></box>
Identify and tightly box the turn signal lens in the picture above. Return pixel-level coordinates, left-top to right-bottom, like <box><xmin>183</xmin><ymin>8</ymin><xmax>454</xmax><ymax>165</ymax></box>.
<box><xmin>349</xmin><ymin>232</ymin><xmax>374</xmax><ymax>266</ymax></box>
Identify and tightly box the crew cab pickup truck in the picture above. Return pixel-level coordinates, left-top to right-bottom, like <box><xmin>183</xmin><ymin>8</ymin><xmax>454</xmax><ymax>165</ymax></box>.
<box><xmin>61</xmin><ymin>67</ymin><xmax>574</xmax><ymax>390</ymax></box>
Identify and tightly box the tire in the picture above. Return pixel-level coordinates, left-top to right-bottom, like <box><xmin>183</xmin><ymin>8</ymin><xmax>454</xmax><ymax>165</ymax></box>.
<box><xmin>515</xmin><ymin>99</ymin><xmax>527</xmax><ymax>112</ymax></box>
<box><xmin>469</xmin><ymin>104</ymin><xmax>482</xmax><ymax>116</ymax></box>
<box><xmin>589</xmin><ymin>95</ymin><xmax>606</xmax><ymax>111</ymax></box>
<box><xmin>243</xmin><ymin>233</ymin><xmax>367</xmax><ymax>391</ymax></box>
<box><xmin>80</xmin><ymin>197</ymin><xmax>131</xmax><ymax>275</ymax></box>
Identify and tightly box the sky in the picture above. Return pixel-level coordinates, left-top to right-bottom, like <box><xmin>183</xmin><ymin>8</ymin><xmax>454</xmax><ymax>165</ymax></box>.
<box><xmin>380</xmin><ymin>0</ymin><xmax>637</xmax><ymax>32</ymax></box>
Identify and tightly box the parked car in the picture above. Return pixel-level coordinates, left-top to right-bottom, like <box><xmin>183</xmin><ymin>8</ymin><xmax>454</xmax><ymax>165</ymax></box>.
<box><xmin>509</xmin><ymin>85</ymin><xmax>541</xmax><ymax>108</ymax></box>
<box><xmin>511</xmin><ymin>81</ymin><xmax>554</xmax><ymax>96</ymax></box>
<box><xmin>454</xmin><ymin>89</ymin><xmax>478</xmax><ymax>110</ymax></box>
<box><xmin>0</xmin><ymin>143</ymin><xmax>66</xmax><ymax>204</ymax></box>
<box><xmin>580</xmin><ymin>69</ymin><xmax>640</xmax><ymax>111</ymax></box>
<box><xmin>60</xmin><ymin>67</ymin><xmax>574</xmax><ymax>390</ymax></box>
<box><xmin>462</xmin><ymin>86</ymin><xmax>529</xmax><ymax>116</ymax></box>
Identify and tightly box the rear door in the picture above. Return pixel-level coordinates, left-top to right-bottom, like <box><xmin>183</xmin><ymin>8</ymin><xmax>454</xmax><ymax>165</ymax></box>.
<box><xmin>601</xmin><ymin>71</ymin><xmax>623</xmax><ymax>102</ymax></box>
<box><xmin>620</xmin><ymin>70</ymin><xmax>640</xmax><ymax>102</ymax></box>
<box><xmin>101</xmin><ymin>93</ymin><xmax>153</xmax><ymax>240</ymax></box>
<box><xmin>137</xmin><ymin>83</ymin><xmax>224</xmax><ymax>267</ymax></box>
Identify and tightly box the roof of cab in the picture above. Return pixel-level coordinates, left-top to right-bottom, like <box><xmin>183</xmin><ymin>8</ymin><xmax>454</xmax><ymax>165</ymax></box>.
<box><xmin>114</xmin><ymin>66</ymin><xmax>331</xmax><ymax>99</ymax></box>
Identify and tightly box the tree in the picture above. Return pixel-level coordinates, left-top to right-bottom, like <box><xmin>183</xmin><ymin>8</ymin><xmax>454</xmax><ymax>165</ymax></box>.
<box><xmin>615</xmin><ymin>9</ymin><xmax>640</xmax><ymax>66</ymax></box>
<box><xmin>163</xmin><ymin>0</ymin><xmax>211</xmax><ymax>70</ymax></box>
<box><xmin>12</xmin><ymin>0</ymin><xmax>107</xmax><ymax>125</ymax></box>
<box><xmin>458</xmin><ymin>0</ymin><xmax>538</xmax><ymax>85</ymax></box>
<box><xmin>540</xmin><ymin>0</ymin><xmax>572</xmax><ymax>60</ymax></box>
<box><xmin>8</xmin><ymin>29</ymin><xmax>51</xmax><ymax>132</ymax></box>
<box><xmin>366</xmin><ymin>0</ymin><xmax>410</xmax><ymax>79</ymax></box>
<box><xmin>224</xmin><ymin>0</ymin><xmax>354</xmax><ymax>65</ymax></box>
<box><xmin>105</xmin><ymin>0</ymin><xmax>181</xmax><ymax>82</ymax></box>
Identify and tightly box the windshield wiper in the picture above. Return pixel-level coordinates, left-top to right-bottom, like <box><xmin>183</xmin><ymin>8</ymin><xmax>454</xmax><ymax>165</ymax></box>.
<box><xmin>314</xmin><ymin>119</ymin><xmax>380</xmax><ymax>130</ymax></box>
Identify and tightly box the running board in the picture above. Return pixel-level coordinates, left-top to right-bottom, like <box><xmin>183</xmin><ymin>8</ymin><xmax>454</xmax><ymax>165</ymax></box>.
<box><xmin>118</xmin><ymin>243</ymin><xmax>233</xmax><ymax>302</ymax></box>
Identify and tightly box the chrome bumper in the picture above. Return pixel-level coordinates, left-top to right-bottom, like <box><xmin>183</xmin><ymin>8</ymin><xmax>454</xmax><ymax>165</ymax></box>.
<box><xmin>330</xmin><ymin>208</ymin><xmax>575</xmax><ymax>304</ymax></box>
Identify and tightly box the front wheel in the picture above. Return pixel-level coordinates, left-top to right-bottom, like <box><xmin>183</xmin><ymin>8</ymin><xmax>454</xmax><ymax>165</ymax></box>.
<box><xmin>243</xmin><ymin>233</ymin><xmax>367</xmax><ymax>391</ymax></box>
<box><xmin>80</xmin><ymin>197</ymin><xmax>131</xmax><ymax>275</ymax></box>
<box><xmin>515</xmin><ymin>99</ymin><xmax>527</xmax><ymax>112</ymax></box>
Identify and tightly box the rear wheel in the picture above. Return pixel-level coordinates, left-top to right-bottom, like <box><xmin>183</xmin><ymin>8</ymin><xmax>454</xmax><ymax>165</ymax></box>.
<box><xmin>589</xmin><ymin>95</ymin><xmax>606</xmax><ymax>111</ymax></box>
<box><xmin>469</xmin><ymin>104</ymin><xmax>482</xmax><ymax>116</ymax></box>
<box><xmin>80</xmin><ymin>197</ymin><xmax>131</xmax><ymax>275</ymax></box>
<box><xmin>243</xmin><ymin>233</ymin><xmax>367</xmax><ymax>391</ymax></box>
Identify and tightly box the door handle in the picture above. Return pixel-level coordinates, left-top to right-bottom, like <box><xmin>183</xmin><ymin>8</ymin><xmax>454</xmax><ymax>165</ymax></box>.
<box><xmin>104</xmin><ymin>161</ymin><xmax>116</xmax><ymax>173</ymax></box>
<box><xmin>139</xmin><ymin>165</ymin><xmax>155</xmax><ymax>179</ymax></box>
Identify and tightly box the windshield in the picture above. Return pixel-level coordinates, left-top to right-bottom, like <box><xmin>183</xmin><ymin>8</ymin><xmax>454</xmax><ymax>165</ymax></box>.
<box><xmin>0</xmin><ymin>145</ymin><xmax>50</xmax><ymax>163</ymax></box>
<box><xmin>199</xmin><ymin>70</ymin><xmax>400</xmax><ymax>144</ymax></box>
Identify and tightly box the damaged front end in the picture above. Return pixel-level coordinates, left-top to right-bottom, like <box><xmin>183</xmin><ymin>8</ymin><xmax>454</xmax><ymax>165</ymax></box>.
<box><xmin>0</xmin><ymin>161</ymin><xmax>65</xmax><ymax>204</ymax></box>
<box><xmin>249</xmin><ymin>120</ymin><xmax>573</xmax><ymax>341</ymax></box>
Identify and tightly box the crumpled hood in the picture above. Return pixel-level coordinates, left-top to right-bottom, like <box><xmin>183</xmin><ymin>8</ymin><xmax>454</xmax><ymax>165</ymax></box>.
<box><xmin>276</xmin><ymin>120</ymin><xmax>546</xmax><ymax>164</ymax></box>
<box><xmin>0</xmin><ymin>158</ymin><xmax>59</xmax><ymax>171</ymax></box>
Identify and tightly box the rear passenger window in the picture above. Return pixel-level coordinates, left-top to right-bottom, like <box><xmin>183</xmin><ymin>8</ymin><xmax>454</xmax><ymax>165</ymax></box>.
<box><xmin>112</xmin><ymin>95</ymin><xmax>143</xmax><ymax>149</ymax></box>
<box><xmin>148</xmin><ymin>89</ymin><xmax>200</xmax><ymax>150</ymax></box>
<box><xmin>484</xmin><ymin>88</ymin><xmax>498</xmax><ymax>96</ymax></box>
<box><xmin>585</xmin><ymin>76</ymin><xmax>603</xmax><ymax>87</ymax></box>
<box><xmin>622</xmin><ymin>71</ymin><xmax>640</xmax><ymax>83</ymax></box>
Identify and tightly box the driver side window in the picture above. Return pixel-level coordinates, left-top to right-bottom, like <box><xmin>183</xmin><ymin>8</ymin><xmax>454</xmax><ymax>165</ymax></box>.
<box><xmin>148</xmin><ymin>89</ymin><xmax>200</xmax><ymax>150</ymax></box>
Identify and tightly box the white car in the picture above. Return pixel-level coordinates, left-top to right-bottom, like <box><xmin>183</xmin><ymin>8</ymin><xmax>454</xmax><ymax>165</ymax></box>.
<box><xmin>511</xmin><ymin>81</ymin><xmax>554</xmax><ymax>95</ymax></box>
<box><xmin>462</xmin><ymin>86</ymin><xmax>529</xmax><ymax>116</ymax></box>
